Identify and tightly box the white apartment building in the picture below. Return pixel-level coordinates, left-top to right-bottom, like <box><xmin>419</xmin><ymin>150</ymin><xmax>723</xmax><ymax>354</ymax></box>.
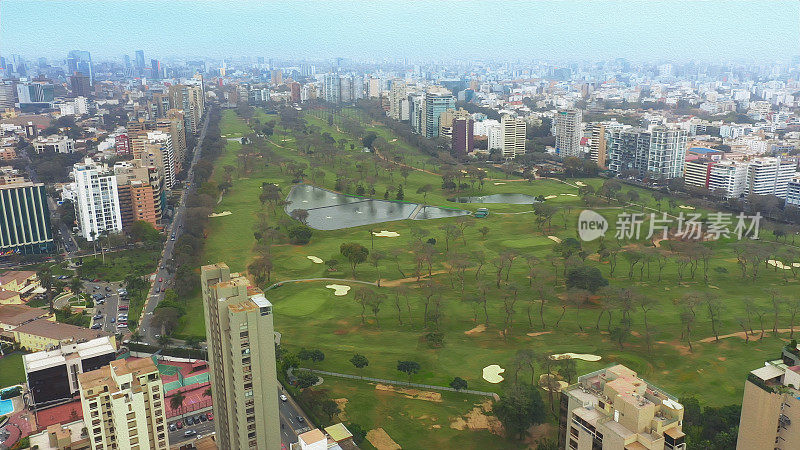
<box><xmin>72</xmin><ymin>158</ymin><xmax>122</xmax><ymax>241</ymax></box>
<box><xmin>33</xmin><ymin>136</ymin><xmax>75</xmax><ymax>154</ymax></box>
<box><xmin>486</xmin><ymin>124</ymin><xmax>502</xmax><ymax>154</ymax></box>
<box><xmin>787</xmin><ymin>176</ymin><xmax>800</xmax><ymax>206</ymax></box>
<box><xmin>389</xmin><ymin>80</ymin><xmax>406</xmax><ymax>120</ymax></box>
<box><xmin>78</xmin><ymin>358</ymin><xmax>169</xmax><ymax>450</ymax></box>
<box><xmin>554</xmin><ymin>109</ymin><xmax>583</xmax><ymax>157</ymax></box>
<box><xmin>145</xmin><ymin>131</ymin><xmax>176</xmax><ymax>190</ymax></box>
<box><xmin>58</xmin><ymin>97</ymin><xmax>89</xmax><ymax>116</ymax></box>
<box><xmin>708</xmin><ymin>160</ymin><xmax>749</xmax><ymax>198</ymax></box>
<box><xmin>746</xmin><ymin>157</ymin><xmax>796</xmax><ymax>199</ymax></box>
<box><xmin>501</xmin><ymin>115</ymin><xmax>526</xmax><ymax>159</ymax></box>
<box><xmin>647</xmin><ymin>127</ymin><xmax>688</xmax><ymax>180</ymax></box>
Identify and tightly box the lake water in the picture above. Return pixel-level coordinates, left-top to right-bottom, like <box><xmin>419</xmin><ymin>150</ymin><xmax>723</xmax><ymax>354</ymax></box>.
<box><xmin>285</xmin><ymin>185</ymin><xmax>469</xmax><ymax>230</ymax></box>
<box><xmin>450</xmin><ymin>193</ymin><xmax>540</xmax><ymax>204</ymax></box>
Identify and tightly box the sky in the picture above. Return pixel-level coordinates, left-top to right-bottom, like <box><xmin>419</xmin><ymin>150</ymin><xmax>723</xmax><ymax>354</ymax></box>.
<box><xmin>1</xmin><ymin>0</ymin><xmax>798</xmax><ymax>63</ymax></box>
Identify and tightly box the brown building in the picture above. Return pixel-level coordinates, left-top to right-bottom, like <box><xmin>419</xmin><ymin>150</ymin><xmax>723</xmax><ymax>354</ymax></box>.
<box><xmin>117</xmin><ymin>179</ymin><xmax>159</xmax><ymax>229</ymax></box>
<box><xmin>736</xmin><ymin>346</ymin><xmax>800</xmax><ymax>450</ymax></box>
<box><xmin>0</xmin><ymin>146</ymin><xmax>17</xmax><ymax>160</ymax></box>
<box><xmin>559</xmin><ymin>364</ymin><xmax>685</xmax><ymax>450</ymax></box>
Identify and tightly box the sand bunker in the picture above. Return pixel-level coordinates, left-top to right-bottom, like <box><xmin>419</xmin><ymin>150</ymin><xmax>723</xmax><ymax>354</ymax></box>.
<box><xmin>465</xmin><ymin>324</ymin><xmax>486</xmax><ymax>335</ymax></box>
<box><xmin>326</xmin><ymin>284</ymin><xmax>351</xmax><ymax>296</ymax></box>
<box><xmin>449</xmin><ymin>400</ymin><xmax>503</xmax><ymax>435</ymax></box>
<box><xmin>208</xmin><ymin>211</ymin><xmax>232</xmax><ymax>218</ymax></box>
<box><xmin>493</xmin><ymin>182</ymin><xmax>506</xmax><ymax>185</ymax></box>
<box><xmin>544</xmin><ymin>195</ymin><xmax>558</xmax><ymax>199</ymax></box>
<box><xmin>307</xmin><ymin>256</ymin><xmax>323</xmax><ymax>264</ymax></box>
<box><xmin>575</xmin><ymin>181</ymin><xmax>587</xmax><ymax>187</ymax></box>
<box><xmin>561</xmin><ymin>193</ymin><xmax>578</xmax><ymax>197</ymax></box>
<box><xmin>526</xmin><ymin>331</ymin><xmax>552</xmax><ymax>337</ymax></box>
<box><xmin>678</xmin><ymin>205</ymin><xmax>695</xmax><ymax>210</ymax></box>
<box><xmin>768</xmin><ymin>260</ymin><xmax>795</xmax><ymax>270</ymax></box>
<box><xmin>547</xmin><ymin>236</ymin><xmax>562</xmax><ymax>243</ymax></box>
<box><xmin>390</xmin><ymin>138</ymin><xmax>398</xmax><ymax>142</ymax></box>
<box><xmin>550</xmin><ymin>353</ymin><xmax>601</xmax><ymax>362</ymax></box>
<box><xmin>373</xmin><ymin>230</ymin><xmax>400</xmax><ymax>237</ymax></box>
<box><xmin>375</xmin><ymin>384</ymin><xmax>442</xmax><ymax>402</ymax></box>
<box><xmin>482</xmin><ymin>365</ymin><xmax>505</xmax><ymax>384</ymax></box>
<box><xmin>334</xmin><ymin>398</ymin><xmax>348</xmax><ymax>421</ymax></box>
<box><xmin>367</xmin><ymin>428</ymin><xmax>401</xmax><ymax>450</ymax></box>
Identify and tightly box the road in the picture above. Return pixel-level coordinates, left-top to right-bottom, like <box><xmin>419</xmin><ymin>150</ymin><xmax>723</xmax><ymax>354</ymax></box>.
<box><xmin>138</xmin><ymin>111</ymin><xmax>211</xmax><ymax>345</ymax></box>
<box><xmin>166</xmin><ymin>386</ymin><xmax>311</xmax><ymax>448</ymax></box>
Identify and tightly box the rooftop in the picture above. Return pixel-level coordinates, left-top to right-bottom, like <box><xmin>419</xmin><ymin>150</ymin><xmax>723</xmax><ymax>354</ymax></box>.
<box><xmin>0</xmin><ymin>304</ymin><xmax>47</xmax><ymax>326</ymax></box>
<box><xmin>23</xmin><ymin>336</ymin><xmax>116</xmax><ymax>372</ymax></box>
<box><xmin>13</xmin><ymin>318</ymin><xmax>112</xmax><ymax>343</ymax></box>
<box><xmin>298</xmin><ymin>428</ymin><xmax>326</xmax><ymax>445</ymax></box>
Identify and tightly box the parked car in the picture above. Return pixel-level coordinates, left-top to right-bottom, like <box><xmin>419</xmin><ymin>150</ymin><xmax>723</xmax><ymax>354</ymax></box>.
<box><xmin>117</xmin><ymin>323</ymin><xmax>127</xmax><ymax>329</ymax></box>
<box><xmin>297</xmin><ymin>416</ymin><xmax>305</xmax><ymax>423</ymax></box>
<box><xmin>199</xmin><ymin>414</ymin><xmax>207</xmax><ymax>422</ymax></box>
<box><xmin>93</xmin><ymin>278</ymin><xmax>101</xmax><ymax>282</ymax></box>
<box><xmin>184</xmin><ymin>430</ymin><xmax>196</xmax><ymax>437</ymax></box>
<box><xmin>105</xmin><ymin>286</ymin><xmax>112</xmax><ymax>292</ymax></box>
<box><xmin>119</xmin><ymin>305</ymin><xmax>129</xmax><ymax>311</ymax></box>
<box><xmin>91</xmin><ymin>323</ymin><xmax>102</xmax><ymax>329</ymax></box>
<box><xmin>280</xmin><ymin>394</ymin><xmax>288</xmax><ymax>402</ymax></box>
<box><xmin>176</xmin><ymin>421</ymin><xmax>183</xmax><ymax>429</ymax></box>
<box><xmin>185</xmin><ymin>417</ymin><xmax>194</xmax><ymax>426</ymax></box>
<box><xmin>206</xmin><ymin>413</ymin><xmax>213</xmax><ymax>421</ymax></box>
<box><xmin>110</xmin><ymin>318</ymin><xmax>115</xmax><ymax>323</ymax></box>
<box><xmin>97</xmin><ymin>299</ymin><xmax>105</xmax><ymax>305</ymax></box>
<box><xmin>158</xmin><ymin>277</ymin><xmax>163</xmax><ymax>282</ymax></box>
<box><xmin>169</xmin><ymin>423</ymin><xmax>176</xmax><ymax>432</ymax></box>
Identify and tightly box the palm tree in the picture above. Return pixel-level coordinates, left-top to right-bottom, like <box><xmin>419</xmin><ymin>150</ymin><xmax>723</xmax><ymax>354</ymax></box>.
<box><xmin>157</xmin><ymin>334</ymin><xmax>171</xmax><ymax>350</ymax></box>
<box><xmin>170</xmin><ymin>392</ymin><xmax>186</xmax><ymax>419</ymax></box>
<box><xmin>37</xmin><ymin>267</ymin><xmax>54</xmax><ymax>312</ymax></box>
<box><xmin>70</xmin><ymin>278</ymin><xmax>83</xmax><ymax>297</ymax></box>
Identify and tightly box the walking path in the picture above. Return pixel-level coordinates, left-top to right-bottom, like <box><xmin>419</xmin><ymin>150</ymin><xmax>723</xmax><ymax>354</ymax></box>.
<box><xmin>301</xmin><ymin>368</ymin><xmax>498</xmax><ymax>398</ymax></box>
<box><xmin>408</xmin><ymin>204</ymin><xmax>424</xmax><ymax>219</ymax></box>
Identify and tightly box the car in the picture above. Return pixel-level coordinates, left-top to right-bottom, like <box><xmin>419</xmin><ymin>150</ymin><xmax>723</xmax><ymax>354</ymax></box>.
<box><xmin>93</xmin><ymin>314</ymin><xmax>102</xmax><ymax>319</ymax></box>
<box><xmin>161</xmin><ymin>287</ymin><xmax>167</xmax><ymax>292</ymax></box>
<box><xmin>117</xmin><ymin>323</ymin><xmax>128</xmax><ymax>329</ymax></box>
<box><xmin>105</xmin><ymin>286</ymin><xmax>112</xmax><ymax>292</ymax></box>
<box><xmin>297</xmin><ymin>416</ymin><xmax>305</xmax><ymax>423</ymax></box>
<box><xmin>118</xmin><ymin>315</ymin><xmax>128</xmax><ymax>321</ymax></box>
<box><xmin>93</xmin><ymin>278</ymin><xmax>101</xmax><ymax>282</ymax></box>
<box><xmin>176</xmin><ymin>421</ymin><xmax>183</xmax><ymax>429</ymax></box>
<box><xmin>184</xmin><ymin>430</ymin><xmax>196</xmax><ymax>437</ymax></box>
<box><xmin>91</xmin><ymin>323</ymin><xmax>102</xmax><ymax>329</ymax></box>
<box><xmin>185</xmin><ymin>417</ymin><xmax>194</xmax><ymax>426</ymax></box>
<box><xmin>96</xmin><ymin>294</ymin><xmax>105</xmax><ymax>300</ymax></box>
<box><xmin>195</xmin><ymin>415</ymin><xmax>203</xmax><ymax>423</ymax></box>
<box><xmin>169</xmin><ymin>423</ymin><xmax>176</xmax><ymax>432</ymax></box>
<box><xmin>110</xmin><ymin>318</ymin><xmax>115</xmax><ymax>323</ymax></box>
<box><xmin>199</xmin><ymin>414</ymin><xmax>207</xmax><ymax>422</ymax></box>
<box><xmin>158</xmin><ymin>277</ymin><xmax>163</xmax><ymax>282</ymax></box>
<box><xmin>119</xmin><ymin>305</ymin><xmax>128</xmax><ymax>310</ymax></box>
<box><xmin>280</xmin><ymin>394</ymin><xmax>288</xmax><ymax>402</ymax></box>
<box><xmin>97</xmin><ymin>299</ymin><xmax>105</xmax><ymax>305</ymax></box>
<box><xmin>206</xmin><ymin>412</ymin><xmax>213</xmax><ymax>421</ymax></box>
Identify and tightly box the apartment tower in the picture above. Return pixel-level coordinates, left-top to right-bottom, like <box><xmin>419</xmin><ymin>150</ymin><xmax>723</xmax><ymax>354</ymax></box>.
<box><xmin>555</xmin><ymin>109</ymin><xmax>583</xmax><ymax>157</ymax></box>
<box><xmin>78</xmin><ymin>358</ymin><xmax>169</xmax><ymax>450</ymax></box>
<box><xmin>501</xmin><ymin>115</ymin><xmax>527</xmax><ymax>159</ymax></box>
<box><xmin>201</xmin><ymin>263</ymin><xmax>280</xmax><ymax>450</ymax></box>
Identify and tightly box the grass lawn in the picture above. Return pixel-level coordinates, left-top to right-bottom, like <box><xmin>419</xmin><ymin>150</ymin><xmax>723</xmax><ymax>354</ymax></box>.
<box><xmin>0</xmin><ymin>353</ymin><xmax>26</xmax><ymax>388</ymax></box>
<box><xmin>179</xmin><ymin>107</ymin><xmax>795</xmax><ymax>446</ymax></box>
<box><xmin>77</xmin><ymin>248</ymin><xmax>160</xmax><ymax>281</ymax></box>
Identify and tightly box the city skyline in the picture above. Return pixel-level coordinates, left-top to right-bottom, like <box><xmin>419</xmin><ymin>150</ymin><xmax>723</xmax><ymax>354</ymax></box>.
<box><xmin>1</xmin><ymin>0</ymin><xmax>798</xmax><ymax>63</ymax></box>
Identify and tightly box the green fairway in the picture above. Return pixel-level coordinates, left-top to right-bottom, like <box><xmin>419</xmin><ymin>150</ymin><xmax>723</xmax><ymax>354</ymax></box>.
<box><xmin>181</xmin><ymin>106</ymin><xmax>796</xmax><ymax>446</ymax></box>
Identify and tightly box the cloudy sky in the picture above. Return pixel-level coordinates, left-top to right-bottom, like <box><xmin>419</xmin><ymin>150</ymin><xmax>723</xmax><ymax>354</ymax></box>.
<box><xmin>1</xmin><ymin>0</ymin><xmax>798</xmax><ymax>63</ymax></box>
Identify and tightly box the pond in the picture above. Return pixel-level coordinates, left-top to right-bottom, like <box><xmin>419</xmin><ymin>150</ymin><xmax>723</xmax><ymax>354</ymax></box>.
<box><xmin>450</xmin><ymin>193</ymin><xmax>540</xmax><ymax>204</ymax></box>
<box><xmin>285</xmin><ymin>185</ymin><xmax>469</xmax><ymax>230</ymax></box>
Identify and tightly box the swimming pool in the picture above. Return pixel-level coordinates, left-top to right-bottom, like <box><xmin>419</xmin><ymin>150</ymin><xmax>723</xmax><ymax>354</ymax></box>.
<box><xmin>0</xmin><ymin>398</ymin><xmax>13</xmax><ymax>415</ymax></box>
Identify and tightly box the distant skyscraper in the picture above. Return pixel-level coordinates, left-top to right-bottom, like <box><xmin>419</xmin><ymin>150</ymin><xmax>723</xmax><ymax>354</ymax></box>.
<box><xmin>67</xmin><ymin>50</ymin><xmax>93</xmax><ymax>85</ymax></box>
<box><xmin>135</xmin><ymin>50</ymin><xmax>145</xmax><ymax>75</ymax></box>
<box><xmin>554</xmin><ymin>109</ymin><xmax>583</xmax><ymax>157</ymax></box>
<box><xmin>423</xmin><ymin>92</ymin><xmax>455</xmax><ymax>138</ymax></box>
<box><xmin>150</xmin><ymin>59</ymin><xmax>161</xmax><ymax>79</ymax></box>
<box><xmin>452</xmin><ymin>117</ymin><xmax>474</xmax><ymax>158</ymax></box>
<box><xmin>70</xmin><ymin>73</ymin><xmax>91</xmax><ymax>97</ymax></box>
<box><xmin>202</xmin><ymin>263</ymin><xmax>281</xmax><ymax>450</ymax></box>
<box><xmin>389</xmin><ymin>80</ymin><xmax>406</xmax><ymax>120</ymax></box>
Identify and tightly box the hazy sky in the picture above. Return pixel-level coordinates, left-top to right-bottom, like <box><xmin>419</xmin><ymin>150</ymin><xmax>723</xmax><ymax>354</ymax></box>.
<box><xmin>1</xmin><ymin>0</ymin><xmax>798</xmax><ymax>63</ymax></box>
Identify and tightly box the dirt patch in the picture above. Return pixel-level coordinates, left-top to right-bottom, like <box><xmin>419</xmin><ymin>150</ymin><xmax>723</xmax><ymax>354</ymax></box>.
<box><xmin>375</xmin><ymin>384</ymin><xmax>442</xmax><ymax>402</ymax></box>
<box><xmin>717</xmin><ymin>357</ymin><xmax>727</xmax><ymax>361</ymax></box>
<box><xmin>524</xmin><ymin>423</ymin><xmax>556</xmax><ymax>448</ymax></box>
<box><xmin>333</xmin><ymin>398</ymin><xmax>348</xmax><ymax>420</ymax></box>
<box><xmin>699</xmin><ymin>329</ymin><xmax>795</xmax><ymax>343</ymax></box>
<box><xmin>450</xmin><ymin>399</ymin><xmax>504</xmax><ymax>436</ymax></box>
<box><xmin>381</xmin><ymin>269</ymin><xmax>449</xmax><ymax>287</ymax></box>
<box><xmin>465</xmin><ymin>324</ymin><xmax>486</xmax><ymax>335</ymax></box>
<box><xmin>367</xmin><ymin>428</ymin><xmax>401</xmax><ymax>450</ymax></box>
<box><xmin>526</xmin><ymin>331</ymin><xmax>552</xmax><ymax>337</ymax></box>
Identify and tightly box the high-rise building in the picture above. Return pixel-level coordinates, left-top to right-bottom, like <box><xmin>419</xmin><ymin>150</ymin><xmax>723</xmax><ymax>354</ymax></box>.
<box><xmin>69</xmin><ymin>73</ymin><xmax>92</xmax><ymax>97</ymax></box>
<box><xmin>78</xmin><ymin>358</ymin><xmax>170</xmax><ymax>450</ymax></box>
<box><xmin>367</xmin><ymin>77</ymin><xmax>381</xmax><ymax>98</ymax></box>
<box><xmin>559</xmin><ymin>364</ymin><xmax>686</xmax><ymax>450</ymax></box>
<box><xmin>115</xmin><ymin>161</ymin><xmax>163</xmax><ymax>228</ymax></box>
<box><xmin>135</xmin><ymin>50</ymin><xmax>145</xmax><ymax>75</ymax></box>
<box><xmin>289</xmin><ymin>82</ymin><xmax>301</xmax><ymax>103</ymax></box>
<box><xmin>0</xmin><ymin>81</ymin><xmax>17</xmax><ymax>111</ymax></box>
<box><xmin>736</xmin><ymin>345</ymin><xmax>800</xmax><ymax>450</ymax></box>
<box><xmin>143</xmin><ymin>131</ymin><xmax>176</xmax><ymax>190</ymax></box>
<box><xmin>683</xmin><ymin>159</ymin><xmax>715</xmax><ymax>190</ymax></box>
<box><xmin>323</xmin><ymin>73</ymin><xmax>341</xmax><ymax>104</ymax></box>
<box><xmin>451</xmin><ymin>117</ymin><xmax>474</xmax><ymax>158</ymax></box>
<box><xmin>67</xmin><ymin>50</ymin><xmax>93</xmax><ymax>85</ymax></box>
<box><xmin>24</xmin><ymin>336</ymin><xmax>116</xmax><ymax>406</ymax></box>
<box><xmin>0</xmin><ymin>175</ymin><xmax>54</xmax><ymax>255</ymax></box>
<box><xmin>16</xmin><ymin>82</ymin><xmax>55</xmax><ymax>105</ymax></box>
<box><xmin>389</xmin><ymin>80</ymin><xmax>407</xmax><ymax>120</ymax></box>
<box><xmin>168</xmin><ymin>85</ymin><xmax>205</xmax><ymax>134</ymax></box>
<box><xmin>746</xmin><ymin>157</ymin><xmax>796</xmax><ymax>199</ymax></box>
<box><xmin>158</xmin><ymin>113</ymin><xmax>187</xmax><ymax>166</ymax></box>
<box><xmin>201</xmin><ymin>263</ymin><xmax>280</xmax><ymax>450</ymax></box>
<box><xmin>708</xmin><ymin>160</ymin><xmax>748</xmax><ymax>198</ymax></box>
<box><xmin>72</xmin><ymin>158</ymin><xmax>122</xmax><ymax>241</ymax></box>
<box><xmin>787</xmin><ymin>176</ymin><xmax>800</xmax><ymax>206</ymax></box>
<box><xmin>588</xmin><ymin>124</ymin><xmax>607</xmax><ymax>169</ymax></box>
<box><xmin>647</xmin><ymin>127</ymin><xmax>687</xmax><ymax>180</ymax></box>
<box><xmin>150</xmin><ymin>59</ymin><xmax>161</xmax><ymax>79</ymax></box>
<box><xmin>270</xmin><ymin>69</ymin><xmax>283</xmax><ymax>85</ymax></box>
<box><xmin>423</xmin><ymin>92</ymin><xmax>455</xmax><ymax>138</ymax></box>
<box><xmin>555</xmin><ymin>109</ymin><xmax>583</xmax><ymax>157</ymax></box>
<box><xmin>501</xmin><ymin>115</ymin><xmax>526</xmax><ymax>159</ymax></box>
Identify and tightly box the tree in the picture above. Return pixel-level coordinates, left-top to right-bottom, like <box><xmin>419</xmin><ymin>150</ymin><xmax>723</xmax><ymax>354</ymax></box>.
<box><xmin>369</xmin><ymin>250</ymin><xmax>386</xmax><ymax>287</ymax></box>
<box><xmin>478</xmin><ymin>226</ymin><xmax>490</xmax><ymax>240</ymax></box>
<box><xmin>565</xmin><ymin>264</ymin><xmax>608</xmax><ymax>293</ymax></box>
<box><xmin>69</xmin><ymin>277</ymin><xmax>83</xmax><ymax>296</ymax></box>
<box><xmin>170</xmin><ymin>392</ymin><xmax>186</xmax><ymax>418</ymax></box>
<box><xmin>295</xmin><ymin>370</ymin><xmax>319</xmax><ymax>389</ymax></box>
<box><xmin>248</xmin><ymin>255</ymin><xmax>274</xmax><ymax>285</ymax></box>
<box><xmin>494</xmin><ymin>383</ymin><xmax>547</xmax><ymax>441</ymax></box>
<box><xmin>350</xmin><ymin>354</ymin><xmax>369</xmax><ymax>378</ymax></box>
<box><xmin>288</xmin><ymin>225</ymin><xmax>313</xmax><ymax>245</ymax></box>
<box><xmin>340</xmin><ymin>242</ymin><xmax>369</xmax><ymax>277</ymax></box>
<box><xmin>157</xmin><ymin>334</ymin><xmax>172</xmax><ymax>350</ymax></box>
<box><xmin>37</xmin><ymin>267</ymin><xmax>55</xmax><ymax>312</ymax></box>
<box><xmin>321</xmin><ymin>399</ymin><xmax>340</xmax><ymax>422</ymax></box>
<box><xmin>396</xmin><ymin>360</ymin><xmax>420</xmax><ymax>381</ymax></box>
<box><xmin>450</xmin><ymin>377</ymin><xmax>468</xmax><ymax>391</ymax></box>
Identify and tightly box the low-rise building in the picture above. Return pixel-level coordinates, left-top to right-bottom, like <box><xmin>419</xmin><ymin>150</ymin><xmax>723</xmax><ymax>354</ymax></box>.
<box><xmin>0</xmin><ymin>309</ymin><xmax>114</xmax><ymax>351</ymax></box>
<box><xmin>28</xmin><ymin>420</ymin><xmax>91</xmax><ymax>450</ymax></box>
<box><xmin>33</xmin><ymin>135</ymin><xmax>75</xmax><ymax>154</ymax></box>
<box><xmin>559</xmin><ymin>364</ymin><xmax>685</xmax><ymax>450</ymax></box>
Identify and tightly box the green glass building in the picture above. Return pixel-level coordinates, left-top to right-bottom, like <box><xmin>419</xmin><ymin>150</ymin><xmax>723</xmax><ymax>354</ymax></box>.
<box><xmin>0</xmin><ymin>182</ymin><xmax>54</xmax><ymax>255</ymax></box>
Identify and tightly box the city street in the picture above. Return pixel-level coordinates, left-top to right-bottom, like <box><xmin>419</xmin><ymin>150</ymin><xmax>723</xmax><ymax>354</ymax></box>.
<box><xmin>138</xmin><ymin>112</ymin><xmax>210</xmax><ymax>345</ymax></box>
